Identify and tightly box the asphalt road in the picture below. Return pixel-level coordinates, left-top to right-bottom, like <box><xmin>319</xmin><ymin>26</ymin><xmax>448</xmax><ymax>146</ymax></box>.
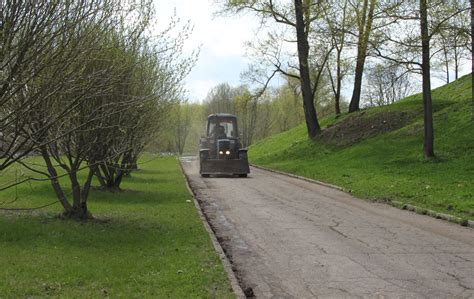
<box><xmin>180</xmin><ymin>157</ymin><xmax>474</xmax><ymax>298</ymax></box>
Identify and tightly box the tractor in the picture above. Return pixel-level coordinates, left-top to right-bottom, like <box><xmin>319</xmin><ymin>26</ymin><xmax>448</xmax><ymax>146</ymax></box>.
<box><xmin>199</xmin><ymin>113</ymin><xmax>250</xmax><ymax>177</ymax></box>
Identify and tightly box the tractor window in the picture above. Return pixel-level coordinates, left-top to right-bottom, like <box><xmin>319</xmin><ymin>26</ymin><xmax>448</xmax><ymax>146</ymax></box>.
<box><xmin>208</xmin><ymin>118</ymin><xmax>237</xmax><ymax>138</ymax></box>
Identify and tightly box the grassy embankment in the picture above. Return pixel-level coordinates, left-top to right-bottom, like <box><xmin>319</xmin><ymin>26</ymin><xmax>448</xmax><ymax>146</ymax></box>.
<box><xmin>250</xmin><ymin>74</ymin><xmax>473</xmax><ymax>221</ymax></box>
<box><xmin>0</xmin><ymin>156</ymin><xmax>234</xmax><ymax>297</ymax></box>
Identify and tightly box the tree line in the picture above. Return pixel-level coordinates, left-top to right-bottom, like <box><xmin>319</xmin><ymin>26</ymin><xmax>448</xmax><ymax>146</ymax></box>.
<box><xmin>161</xmin><ymin>0</ymin><xmax>472</xmax><ymax>156</ymax></box>
<box><xmin>160</xmin><ymin>78</ymin><xmax>333</xmax><ymax>155</ymax></box>
<box><xmin>0</xmin><ymin>0</ymin><xmax>196</xmax><ymax>218</ymax></box>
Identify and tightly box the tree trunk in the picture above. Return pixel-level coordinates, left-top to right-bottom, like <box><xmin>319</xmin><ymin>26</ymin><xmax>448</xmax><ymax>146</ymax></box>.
<box><xmin>349</xmin><ymin>55</ymin><xmax>366</xmax><ymax>112</ymax></box>
<box><xmin>453</xmin><ymin>43</ymin><xmax>460</xmax><ymax>80</ymax></box>
<box><xmin>335</xmin><ymin>49</ymin><xmax>342</xmax><ymax>115</ymax></box>
<box><xmin>420</xmin><ymin>0</ymin><xmax>435</xmax><ymax>158</ymax></box>
<box><xmin>67</xmin><ymin>170</ymin><xmax>93</xmax><ymax>219</ymax></box>
<box><xmin>294</xmin><ymin>0</ymin><xmax>321</xmax><ymax>137</ymax></box>
<box><xmin>348</xmin><ymin>0</ymin><xmax>376</xmax><ymax>113</ymax></box>
<box><xmin>69</xmin><ymin>171</ymin><xmax>81</xmax><ymax>208</ymax></box>
<box><xmin>95</xmin><ymin>168</ymin><xmax>107</xmax><ymax>188</ymax></box>
<box><xmin>96</xmin><ymin>162</ymin><xmax>122</xmax><ymax>192</ymax></box>
<box><xmin>471</xmin><ymin>0</ymin><xmax>473</xmax><ymax>118</ymax></box>
<box><xmin>65</xmin><ymin>202</ymin><xmax>90</xmax><ymax>220</ymax></box>
<box><xmin>82</xmin><ymin>166</ymin><xmax>96</xmax><ymax>202</ymax></box>
<box><xmin>64</xmin><ymin>169</ymin><xmax>94</xmax><ymax>219</ymax></box>
<box><xmin>113</xmin><ymin>167</ymin><xmax>124</xmax><ymax>191</ymax></box>
<box><xmin>444</xmin><ymin>49</ymin><xmax>450</xmax><ymax>83</ymax></box>
<box><xmin>40</xmin><ymin>146</ymin><xmax>72</xmax><ymax>212</ymax></box>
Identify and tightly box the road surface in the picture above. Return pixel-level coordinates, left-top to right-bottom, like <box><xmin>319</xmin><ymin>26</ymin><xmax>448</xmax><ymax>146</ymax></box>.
<box><xmin>181</xmin><ymin>157</ymin><xmax>474</xmax><ymax>298</ymax></box>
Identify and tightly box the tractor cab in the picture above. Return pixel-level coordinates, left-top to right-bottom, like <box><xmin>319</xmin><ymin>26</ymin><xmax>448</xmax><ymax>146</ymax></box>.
<box><xmin>199</xmin><ymin>114</ymin><xmax>250</xmax><ymax>177</ymax></box>
<box><xmin>208</xmin><ymin>115</ymin><xmax>237</xmax><ymax>139</ymax></box>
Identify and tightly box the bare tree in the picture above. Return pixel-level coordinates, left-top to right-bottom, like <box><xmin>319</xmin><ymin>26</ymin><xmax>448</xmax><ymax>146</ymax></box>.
<box><xmin>94</xmin><ymin>15</ymin><xmax>196</xmax><ymax>191</ymax></box>
<box><xmin>0</xmin><ymin>1</ymin><xmax>114</xmax><ymax>170</ymax></box>
<box><xmin>8</xmin><ymin>2</ymin><xmax>196</xmax><ymax>217</ymax></box>
<box><xmin>434</xmin><ymin>3</ymin><xmax>471</xmax><ymax>82</ymax></box>
<box><xmin>363</xmin><ymin>63</ymin><xmax>417</xmax><ymax>106</ymax></box>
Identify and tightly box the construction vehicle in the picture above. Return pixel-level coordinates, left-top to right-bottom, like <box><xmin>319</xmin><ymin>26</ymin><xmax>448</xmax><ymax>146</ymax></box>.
<box><xmin>199</xmin><ymin>113</ymin><xmax>250</xmax><ymax>177</ymax></box>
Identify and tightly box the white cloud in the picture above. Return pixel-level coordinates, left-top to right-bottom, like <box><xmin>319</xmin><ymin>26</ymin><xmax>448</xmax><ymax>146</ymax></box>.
<box><xmin>153</xmin><ymin>0</ymin><xmax>259</xmax><ymax>101</ymax></box>
<box><xmin>184</xmin><ymin>79</ymin><xmax>218</xmax><ymax>101</ymax></box>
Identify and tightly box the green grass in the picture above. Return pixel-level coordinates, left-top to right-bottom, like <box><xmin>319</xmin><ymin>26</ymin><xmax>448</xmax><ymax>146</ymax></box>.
<box><xmin>250</xmin><ymin>74</ymin><xmax>474</xmax><ymax>221</ymax></box>
<box><xmin>0</xmin><ymin>156</ymin><xmax>234</xmax><ymax>298</ymax></box>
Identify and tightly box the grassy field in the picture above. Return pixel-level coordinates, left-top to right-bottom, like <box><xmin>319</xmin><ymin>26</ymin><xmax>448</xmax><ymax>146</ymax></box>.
<box><xmin>0</xmin><ymin>156</ymin><xmax>234</xmax><ymax>298</ymax></box>
<box><xmin>250</xmin><ymin>74</ymin><xmax>473</xmax><ymax>222</ymax></box>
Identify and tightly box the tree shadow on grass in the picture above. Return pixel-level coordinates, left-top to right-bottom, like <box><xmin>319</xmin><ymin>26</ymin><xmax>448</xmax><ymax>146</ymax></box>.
<box><xmin>8</xmin><ymin>178</ymin><xmax>186</xmax><ymax>207</ymax></box>
<box><xmin>131</xmin><ymin>168</ymin><xmax>168</xmax><ymax>175</ymax></box>
<box><xmin>88</xmin><ymin>187</ymin><xmax>187</xmax><ymax>206</ymax></box>
<box><xmin>125</xmin><ymin>175</ymin><xmax>178</xmax><ymax>185</ymax></box>
<box><xmin>0</xmin><ymin>213</ymin><xmax>198</xmax><ymax>250</ymax></box>
<box><xmin>91</xmin><ymin>194</ymin><xmax>181</xmax><ymax>205</ymax></box>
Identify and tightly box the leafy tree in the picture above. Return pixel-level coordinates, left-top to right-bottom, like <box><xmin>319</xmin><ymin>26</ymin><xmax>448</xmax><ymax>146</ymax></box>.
<box><xmin>232</xmin><ymin>86</ymin><xmax>258</xmax><ymax>147</ymax></box>
<box><xmin>347</xmin><ymin>0</ymin><xmax>377</xmax><ymax>113</ymax></box>
<box><xmin>346</xmin><ymin>0</ymin><xmax>412</xmax><ymax>112</ymax></box>
<box><xmin>271</xmin><ymin>81</ymin><xmax>304</xmax><ymax>132</ymax></box>
<box><xmin>171</xmin><ymin>101</ymin><xmax>193</xmax><ymax>155</ymax></box>
<box><xmin>203</xmin><ymin>83</ymin><xmax>236</xmax><ymax>116</ymax></box>
<box><xmin>202</xmin><ymin>84</ymin><xmax>257</xmax><ymax>147</ymax></box>
<box><xmin>324</xmin><ymin>0</ymin><xmax>352</xmax><ymax>115</ymax></box>
<box><xmin>371</xmin><ymin>0</ymin><xmax>469</xmax><ymax>157</ymax></box>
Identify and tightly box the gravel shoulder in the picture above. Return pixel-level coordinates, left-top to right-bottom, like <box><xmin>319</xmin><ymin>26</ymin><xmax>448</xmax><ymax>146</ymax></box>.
<box><xmin>181</xmin><ymin>156</ymin><xmax>474</xmax><ymax>298</ymax></box>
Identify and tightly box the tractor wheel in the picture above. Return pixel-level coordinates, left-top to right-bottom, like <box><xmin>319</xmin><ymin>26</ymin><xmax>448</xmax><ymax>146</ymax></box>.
<box><xmin>238</xmin><ymin>174</ymin><xmax>247</xmax><ymax>178</ymax></box>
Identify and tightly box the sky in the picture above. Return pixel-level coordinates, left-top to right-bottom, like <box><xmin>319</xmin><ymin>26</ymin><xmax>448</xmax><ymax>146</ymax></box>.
<box><xmin>155</xmin><ymin>0</ymin><xmax>261</xmax><ymax>102</ymax></box>
<box><xmin>154</xmin><ymin>1</ymin><xmax>471</xmax><ymax>103</ymax></box>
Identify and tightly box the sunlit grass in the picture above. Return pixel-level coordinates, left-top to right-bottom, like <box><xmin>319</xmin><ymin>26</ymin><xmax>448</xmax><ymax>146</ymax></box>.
<box><xmin>0</xmin><ymin>156</ymin><xmax>234</xmax><ymax>298</ymax></box>
<box><xmin>250</xmin><ymin>74</ymin><xmax>473</xmax><ymax>221</ymax></box>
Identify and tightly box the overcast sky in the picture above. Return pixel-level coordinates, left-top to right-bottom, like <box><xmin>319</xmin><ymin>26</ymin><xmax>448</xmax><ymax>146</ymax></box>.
<box><xmin>155</xmin><ymin>0</ymin><xmax>470</xmax><ymax>103</ymax></box>
<box><xmin>155</xmin><ymin>0</ymin><xmax>262</xmax><ymax>102</ymax></box>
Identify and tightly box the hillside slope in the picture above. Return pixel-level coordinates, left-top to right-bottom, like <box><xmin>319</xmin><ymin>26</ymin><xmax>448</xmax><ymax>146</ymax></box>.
<box><xmin>249</xmin><ymin>74</ymin><xmax>473</xmax><ymax>221</ymax></box>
